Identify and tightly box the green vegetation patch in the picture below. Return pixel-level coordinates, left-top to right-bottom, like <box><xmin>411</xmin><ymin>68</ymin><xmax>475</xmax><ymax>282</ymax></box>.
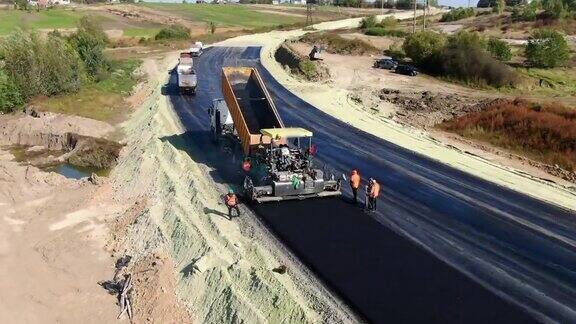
<box><xmin>364</xmin><ymin>27</ymin><xmax>407</xmax><ymax>37</ymax></box>
<box><xmin>142</xmin><ymin>4</ymin><xmax>300</xmax><ymax>28</ymax></box>
<box><xmin>0</xmin><ymin>9</ymin><xmax>85</xmax><ymax>35</ymax></box>
<box><xmin>34</xmin><ymin>59</ymin><xmax>141</xmax><ymax>122</ymax></box>
<box><xmin>301</xmin><ymin>32</ymin><xmax>378</xmax><ymax>55</ymax></box>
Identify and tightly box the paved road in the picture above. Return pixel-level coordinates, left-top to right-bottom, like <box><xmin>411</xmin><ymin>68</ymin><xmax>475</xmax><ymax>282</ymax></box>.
<box><xmin>166</xmin><ymin>46</ymin><xmax>576</xmax><ymax>323</ymax></box>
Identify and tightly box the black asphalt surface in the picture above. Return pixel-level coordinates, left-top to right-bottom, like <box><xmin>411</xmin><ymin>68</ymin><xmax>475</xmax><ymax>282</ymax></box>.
<box><xmin>166</xmin><ymin>46</ymin><xmax>576</xmax><ymax>323</ymax></box>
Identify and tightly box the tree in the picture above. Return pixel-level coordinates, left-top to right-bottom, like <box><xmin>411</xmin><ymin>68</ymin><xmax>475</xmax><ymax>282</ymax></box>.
<box><xmin>525</xmin><ymin>29</ymin><xmax>570</xmax><ymax>68</ymax></box>
<box><xmin>0</xmin><ymin>70</ymin><xmax>24</xmax><ymax>113</ymax></box>
<box><xmin>494</xmin><ymin>0</ymin><xmax>506</xmax><ymax>14</ymax></box>
<box><xmin>69</xmin><ymin>16</ymin><xmax>109</xmax><ymax>78</ymax></box>
<box><xmin>360</xmin><ymin>15</ymin><xmax>377</xmax><ymax>29</ymax></box>
<box><xmin>1</xmin><ymin>30</ymin><xmax>83</xmax><ymax>99</ymax></box>
<box><xmin>487</xmin><ymin>37</ymin><xmax>512</xmax><ymax>61</ymax></box>
<box><xmin>402</xmin><ymin>30</ymin><xmax>446</xmax><ymax>65</ymax></box>
<box><xmin>447</xmin><ymin>30</ymin><xmax>486</xmax><ymax>50</ymax></box>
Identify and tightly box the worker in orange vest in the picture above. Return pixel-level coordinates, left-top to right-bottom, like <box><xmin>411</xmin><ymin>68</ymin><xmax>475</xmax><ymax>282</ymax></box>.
<box><xmin>349</xmin><ymin>169</ymin><xmax>361</xmax><ymax>204</ymax></box>
<box><xmin>367</xmin><ymin>178</ymin><xmax>380</xmax><ymax>212</ymax></box>
<box><xmin>224</xmin><ymin>189</ymin><xmax>240</xmax><ymax>219</ymax></box>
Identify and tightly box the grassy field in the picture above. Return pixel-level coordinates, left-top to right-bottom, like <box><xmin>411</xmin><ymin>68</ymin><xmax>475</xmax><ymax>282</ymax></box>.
<box><xmin>0</xmin><ymin>9</ymin><xmax>87</xmax><ymax>34</ymax></box>
<box><xmin>32</xmin><ymin>59</ymin><xmax>141</xmax><ymax>123</ymax></box>
<box><xmin>141</xmin><ymin>3</ymin><xmax>302</xmax><ymax>28</ymax></box>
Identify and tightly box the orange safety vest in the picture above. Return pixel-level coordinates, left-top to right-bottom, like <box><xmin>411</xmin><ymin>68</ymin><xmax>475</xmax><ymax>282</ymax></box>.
<box><xmin>350</xmin><ymin>173</ymin><xmax>361</xmax><ymax>189</ymax></box>
<box><xmin>370</xmin><ymin>182</ymin><xmax>380</xmax><ymax>198</ymax></box>
<box><xmin>225</xmin><ymin>194</ymin><xmax>237</xmax><ymax>206</ymax></box>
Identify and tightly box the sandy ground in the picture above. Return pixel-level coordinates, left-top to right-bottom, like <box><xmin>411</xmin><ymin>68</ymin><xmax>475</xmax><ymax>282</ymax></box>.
<box><xmin>0</xmin><ymin>150</ymin><xmax>122</xmax><ymax>323</ymax></box>
<box><xmin>217</xmin><ymin>9</ymin><xmax>576</xmax><ymax>211</ymax></box>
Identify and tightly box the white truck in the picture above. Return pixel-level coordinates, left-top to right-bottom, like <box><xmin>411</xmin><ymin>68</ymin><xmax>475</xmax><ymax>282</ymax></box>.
<box><xmin>190</xmin><ymin>41</ymin><xmax>203</xmax><ymax>57</ymax></box>
<box><xmin>177</xmin><ymin>52</ymin><xmax>197</xmax><ymax>95</ymax></box>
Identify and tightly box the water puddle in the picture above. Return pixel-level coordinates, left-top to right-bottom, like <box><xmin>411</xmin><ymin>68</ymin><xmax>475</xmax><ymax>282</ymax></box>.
<box><xmin>3</xmin><ymin>145</ymin><xmax>109</xmax><ymax>180</ymax></box>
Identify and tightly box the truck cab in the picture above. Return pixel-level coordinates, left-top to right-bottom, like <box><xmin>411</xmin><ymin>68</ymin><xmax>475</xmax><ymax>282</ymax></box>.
<box><xmin>208</xmin><ymin>99</ymin><xmax>234</xmax><ymax>141</ymax></box>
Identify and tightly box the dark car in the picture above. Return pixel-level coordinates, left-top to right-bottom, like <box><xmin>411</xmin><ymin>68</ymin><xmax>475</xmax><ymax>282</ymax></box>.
<box><xmin>395</xmin><ymin>64</ymin><xmax>418</xmax><ymax>76</ymax></box>
<box><xmin>373</xmin><ymin>58</ymin><xmax>398</xmax><ymax>70</ymax></box>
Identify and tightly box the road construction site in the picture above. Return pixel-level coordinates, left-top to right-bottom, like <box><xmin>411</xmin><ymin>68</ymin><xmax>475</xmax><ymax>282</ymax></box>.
<box><xmin>2</xmin><ymin>9</ymin><xmax>576</xmax><ymax>324</ymax></box>
<box><xmin>163</xmin><ymin>42</ymin><xmax>576</xmax><ymax>323</ymax></box>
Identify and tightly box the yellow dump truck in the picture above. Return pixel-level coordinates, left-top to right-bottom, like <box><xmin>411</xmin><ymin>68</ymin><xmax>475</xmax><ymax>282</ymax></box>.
<box><xmin>209</xmin><ymin>67</ymin><xmax>341</xmax><ymax>202</ymax></box>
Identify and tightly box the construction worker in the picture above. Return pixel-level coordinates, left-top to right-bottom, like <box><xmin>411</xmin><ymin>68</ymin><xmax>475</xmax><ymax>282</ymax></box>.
<box><xmin>224</xmin><ymin>189</ymin><xmax>240</xmax><ymax>219</ymax></box>
<box><xmin>368</xmin><ymin>178</ymin><xmax>380</xmax><ymax>212</ymax></box>
<box><xmin>349</xmin><ymin>169</ymin><xmax>361</xmax><ymax>204</ymax></box>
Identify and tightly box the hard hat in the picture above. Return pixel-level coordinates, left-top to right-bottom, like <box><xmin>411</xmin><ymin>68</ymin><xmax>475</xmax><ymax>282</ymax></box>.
<box><xmin>228</xmin><ymin>189</ymin><xmax>234</xmax><ymax>194</ymax></box>
<box><xmin>369</xmin><ymin>178</ymin><xmax>375</xmax><ymax>183</ymax></box>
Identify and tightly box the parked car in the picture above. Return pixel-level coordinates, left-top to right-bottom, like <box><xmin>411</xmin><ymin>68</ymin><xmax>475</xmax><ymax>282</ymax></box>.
<box><xmin>373</xmin><ymin>58</ymin><xmax>398</xmax><ymax>70</ymax></box>
<box><xmin>395</xmin><ymin>64</ymin><xmax>418</xmax><ymax>76</ymax></box>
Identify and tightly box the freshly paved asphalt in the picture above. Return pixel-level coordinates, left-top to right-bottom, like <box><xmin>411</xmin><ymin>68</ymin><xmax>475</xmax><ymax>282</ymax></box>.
<box><xmin>165</xmin><ymin>46</ymin><xmax>576</xmax><ymax>323</ymax></box>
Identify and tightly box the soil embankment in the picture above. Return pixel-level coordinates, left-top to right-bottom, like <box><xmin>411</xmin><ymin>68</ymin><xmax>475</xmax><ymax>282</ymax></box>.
<box><xmin>0</xmin><ymin>110</ymin><xmax>122</xmax><ymax>170</ymax></box>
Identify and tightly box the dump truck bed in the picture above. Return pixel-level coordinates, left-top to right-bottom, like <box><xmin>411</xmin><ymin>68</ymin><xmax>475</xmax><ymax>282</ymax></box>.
<box><xmin>222</xmin><ymin>67</ymin><xmax>284</xmax><ymax>155</ymax></box>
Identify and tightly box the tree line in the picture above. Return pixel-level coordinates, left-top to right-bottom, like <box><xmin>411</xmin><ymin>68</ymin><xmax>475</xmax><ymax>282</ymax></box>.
<box><xmin>0</xmin><ymin>17</ymin><xmax>109</xmax><ymax>113</ymax></box>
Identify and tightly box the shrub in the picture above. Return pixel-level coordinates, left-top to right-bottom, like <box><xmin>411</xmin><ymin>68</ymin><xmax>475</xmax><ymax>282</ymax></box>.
<box><xmin>0</xmin><ymin>70</ymin><xmax>24</xmax><ymax>113</ymax></box>
<box><xmin>154</xmin><ymin>24</ymin><xmax>190</xmax><ymax>41</ymax></box>
<box><xmin>69</xmin><ymin>16</ymin><xmax>109</xmax><ymax>78</ymax></box>
<box><xmin>364</xmin><ymin>27</ymin><xmax>408</xmax><ymax>37</ymax></box>
<box><xmin>494</xmin><ymin>0</ymin><xmax>506</xmax><ymax>14</ymax></box>
<box><xmin>447</xmin><ymin>30</ymin><xmax>486</xmax><ymax>50</ymax></box>
<box><xmin>402</xmin><ymin>30</ymin><xmax>446</xmax><ymax>65</ymax></box>
<box><xmin>512</xmin><ymin>5</ymin><xmax>537</xmax><ymax>21</ymax></box>
<box><xmin>300</xmin><ymin>32</ymin><xmax>378</xmax><ymax>55</ymax></box>
<box><xmin>441</xmin><ymin>99</ymin><xmax>576</xmax><ymax>171</ymax></box>
<box><xmin>385</xmin><ymin>43</ymin><xmax>406</xmax><ymax>60</ymax></box>
<box><xmin>434</xmin><ymin>46</ymin><xmax>518</xmax><ymax>87</ymax></box>
<box><xmin>377</xmin><ymin>16</ymin><xmax>398</xmax><ymax>28</ymax></box>
<box><xmin>525</xmin><ymin>29</ymin><xmax>570</xmax><ymax>68</ymax></box>
<box><xmin>440</xmin><ymin>7</ymin><xmax>475</xmax><ymax>22</ymax></box>
<box><xmin>360</xmin><ymin>15</ymin><xmax>377</xmax><ymax>29</ymax></box>
<box><xmin>1</xmin><ymin>30</ymin><xmax>83</xmax><ymax>99</ymax></box>
<box><xmin>487</xmin><ymin>37</ymin><xmax>512</xmax><ymax>61</ymax></box>
<box><xmin>542</xmin><ymin>0</ymin><xmax>567</xmax><ymax>19</ymax></box>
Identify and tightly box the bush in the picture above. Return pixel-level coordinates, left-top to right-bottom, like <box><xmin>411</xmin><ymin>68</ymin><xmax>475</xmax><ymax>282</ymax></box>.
<box><xmin>447</xmin><ymin>30</ymin><xmax>486</xmax><ymax>50</ymax></box>
<box><xmin>441</xmin><ymin>99</ymin><xmax>576</xmax><ymax>171</ymax></box>
<box><xmin>300</xmin><ymin>32</ymin><xmax>378</xmax><ymax>55</ymax></box>
<box><xmin>402</xmin><ymin>30</ymin><xmax>446</xmax><ymax>65</ymax></box>
<box><xmin>377</xmin><ymin>16</ymin><xmax>398</xmax><ymax>28</ymax></box>
<box><xmin>360</xmin><ymin>15</ymin><xmax>377</xmax><ymax>29</ymax></box>
<box><xmin>525</xmin><ymin>29</ymin><xmax>570</xmax><ymax>68</ymax></box>
<box><xmin>1</xmin><ymin>30</ymin><xmax>83</xmax><ymax>99</ymax></box>
<box><xmin>364</xmin><ymin>27</ymin><xmax>408</xmax><ymax>37</ymax></box>
<box><xmin>487</xmin><ymin>37</ymin><xmax>512</xmax><ymax>61</ymax></box>
<box><xmin>440</xmin><ymin>7</ymin><xmax>475</xmax><ymax>22</ymax></box>
<box><xmin>385</xmin><ymin>43</ymin><xmax>406</xmax><ymax>60</ymax></box>
<box><xmin>154</xmin><ymin>24</ymin><xmax>190</xmax><ymax>41</ymax></box>
<box><xmin>0</xmin><ymin>70</ymin><xmax>24</xmax><ymax>113</ymax></box>
<box><xmin>512</xmin><ymin>5</ymin><xmax>537</xmax><ymax>21</ymax></box>
<box><xmin>435</xmin><ymin>46</ymin><xmax>518</xmax><ymax>87</ymax></box>
<box><xmin>69</xmin><ymin>16</ymin><xmax>109</xmax><ymax>78</ymax></box>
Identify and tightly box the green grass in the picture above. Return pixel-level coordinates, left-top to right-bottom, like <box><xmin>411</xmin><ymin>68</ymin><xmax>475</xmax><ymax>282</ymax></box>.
<box><xmin>33</xmin><ymin>59</ymin><xmax>141</xmax><ymax>122</ymax></box>
<box><xmin>0</xmin><ymin>9</ymin><xmax>111</xmax><ymax>35</ymax></box>
<box><xmin>123</xmin><ymin>27</ymin><xmax>161</xmax><ymax>38</ymax></box>
<box><xmin>141</xmin><ymin>4</ymin><xmax>301</xmax><ymax>28</ymax></box>
<box><xmin>509</xmin><ymin>67</ymin><xmax>576</xmax><ymax>98</ymax></box>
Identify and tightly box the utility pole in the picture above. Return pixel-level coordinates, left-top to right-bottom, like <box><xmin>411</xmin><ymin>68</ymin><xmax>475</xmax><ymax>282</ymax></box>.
<box><xmin>381</xmin><ymin>0</ymin><xmax>384</xmax><ymax>16</ymax></box>
<box><xmin>422</xmin><ymin>0</ymin><xmax>427</xmax><ymax>30</ymax></box>
<box><xmin>412</xmin><ymin>0</ymin><xmax>417</xmax><ymax>33</ymax></box>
